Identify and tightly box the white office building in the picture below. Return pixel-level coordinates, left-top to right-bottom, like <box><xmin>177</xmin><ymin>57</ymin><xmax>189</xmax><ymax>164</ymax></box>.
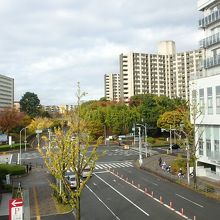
<box><xmin>191</xmin><ymin>0</ymin><xmax>220</xmax><ymax>180</ymax></box>
<box><xmin>0</xmin><ymin>74</ymin><xmax>14</xmax><ymax>109</ymax></box>
<box><xmin>104</xmin><ymin>73</ymin><xmax>120</xmax><ymax>101</ymax></box>
<box><xmin>120</xmin><ymin>41</ymin><xmax>203</xmax><ymax>103</ymax></box>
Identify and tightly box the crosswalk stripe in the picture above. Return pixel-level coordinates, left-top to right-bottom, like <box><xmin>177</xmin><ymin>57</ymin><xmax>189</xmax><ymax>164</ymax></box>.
<box><xmin>95</xmin><ymin>165</ymin><xmax>104</xmax><ymax>169</ymax></box>
<box><xmin>106</xmin><ymin>164</ymin><xmax>115</xmax><ymax>168</ymax></box>
<box><xmin>112</xmin><ymin>163</ymin><xmax>123</xmax><ymax>168</ymax></box>
<box><xmin>95</xmin><ymin>162</ymin><xmax>134</xmax><ymax>170</ymax></box>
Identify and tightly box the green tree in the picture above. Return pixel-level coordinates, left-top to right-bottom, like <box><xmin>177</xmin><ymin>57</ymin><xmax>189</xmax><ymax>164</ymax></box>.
<box><xmin>20</xmin><ymin>92</ymin><xmax>41</xmax><ymax>117</ymax></box>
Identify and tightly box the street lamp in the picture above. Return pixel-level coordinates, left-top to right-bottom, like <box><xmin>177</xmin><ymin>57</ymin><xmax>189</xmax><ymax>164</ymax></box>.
<box><xmin>136</xmin><ymin>123</ymin><xmax>148</xmax><ymax>157</ymax></box>
<box><xmin>138</xmin><ymin>127</ymin><xmax>143</xmax><ymax>166</ymax></box>
<box><xmin>19</xmin><ymin>127</ymin><xmax>27</xmax><ymax>165</ymax></box>
<box><xmin>103</xmin><ymin>125</ymin><xmax>107</xmax><ymax>146</ymax></box>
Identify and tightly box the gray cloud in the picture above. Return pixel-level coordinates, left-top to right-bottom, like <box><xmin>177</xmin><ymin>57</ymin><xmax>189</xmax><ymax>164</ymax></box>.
<box><xmin>0</xmin><ymin>0</ymin><xmax>202</xmax><ymax>105</ymax></box>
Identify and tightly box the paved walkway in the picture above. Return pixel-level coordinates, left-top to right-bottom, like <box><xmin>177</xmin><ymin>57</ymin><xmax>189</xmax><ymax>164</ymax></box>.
<box><xmin>12</xmin><ymin>165</ymin><xmax>58</xmax><ymax>218</ymax></box>
<box><xmin>140</xmin><ymin>154</ymin><xmax>220</xmax><ymax>197</ymax></box>
<box><xmin>0</xmin><ymin>193</ymin><xmax>11</xmax><ymax>216</ymax></box>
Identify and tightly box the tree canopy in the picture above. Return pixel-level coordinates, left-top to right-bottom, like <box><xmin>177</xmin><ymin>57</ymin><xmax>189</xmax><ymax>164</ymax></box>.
<box><xmin>20</xmin><ymin>92</ymin><xmax>41</xmax><ymax>117</ymax></box>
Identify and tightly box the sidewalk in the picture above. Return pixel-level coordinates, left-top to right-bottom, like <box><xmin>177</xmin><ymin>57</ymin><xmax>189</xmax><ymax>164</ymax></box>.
<box><xmin>0</xmin><ymin>193</ymin><xmax>11</xmax><ymax>216</ymax></box>
<box><xmin>140</xmin><ymin>154</ymin><xmax>220</xmax><ymax>199</ymax></box>
<box><xmin>12</xmin><ymin>164</ymin><xmax>58</xmax><ymax>218</ymax></box>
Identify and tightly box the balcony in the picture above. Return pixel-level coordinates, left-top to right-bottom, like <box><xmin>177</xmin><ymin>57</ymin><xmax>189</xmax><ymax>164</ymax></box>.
<box><xmin>199</xmin><ymin>9</ymin><xmax>220</xmax><ymax>28</ymax></box>
<box><xmin>204</xmin><ymin>54</ymin><xmax>220</xmax><ymax>68</ymax></box>
<box><xmin>198</xmin><ymin>0</ymin><xmax>215</xmax><ymax>11</ymax></box>
<box><xmin>200</xmin><ymin>32</ymin><xmax>220</xmax><ymax>48</ymax></box>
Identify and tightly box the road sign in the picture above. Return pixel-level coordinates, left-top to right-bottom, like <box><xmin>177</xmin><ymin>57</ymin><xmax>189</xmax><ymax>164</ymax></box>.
<box><xmin>35</xmin><ymin>129</ymin><xmax>42</xmax><ymax>134</ymax></box>
<box><xmin>9</xmin><ymin>198</ymin><xmax>23</xmax><ymax>220</ymax></box>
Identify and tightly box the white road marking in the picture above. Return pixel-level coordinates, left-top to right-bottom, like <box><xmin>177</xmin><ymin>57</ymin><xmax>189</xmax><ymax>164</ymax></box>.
<box><xmin>94</xmin><ymin>173</ymin><xmax>150</xmax><ymax>217</ymax></box>
<box><xmin>93</xmin><ymin>171</ymin><xmax>109</xmax><ymax>174</ymax></box>
<box><xmin>175</xmin><ymin>194</ymin><xmax>204</xmax><ymax>208</ymax></box>
<box><xmin>86</xmin><ymin>185</ymin><xmax>120</xmax><ymax>220</ymax></box>
<box><xmin>95</xmin><ymin>165</ymin><xmax>104</xmax><ymax>169</ymax></box>
<box><xmin>95</xmin><ymin>162</ymin><xmax>134</xmax><ymax>170</ymax></box>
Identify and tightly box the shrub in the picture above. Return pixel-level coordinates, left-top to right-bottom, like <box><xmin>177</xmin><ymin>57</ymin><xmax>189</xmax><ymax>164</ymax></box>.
<box><xmin>0</xmin><ymin>143</ymin><xmax>29</xmax><ymax>152</ymax></box>
<box><xmin>204</xmin><ymin>184</ymin><xmax>215</xmax><ymax>193</ymax></box>
<box><xmin>0</xmin><ymin>164</ymin><xmax>26</xmax><ymax>177</ymax></box>
<box><xmin>171</xmin><ymin>154</ymin><xmax>186</xmax><ymax>174</ymax></box>
<box><xmin>147</xmin><ymin>137</ymin><xmax>156</xmax><ymax>144</ymax></box>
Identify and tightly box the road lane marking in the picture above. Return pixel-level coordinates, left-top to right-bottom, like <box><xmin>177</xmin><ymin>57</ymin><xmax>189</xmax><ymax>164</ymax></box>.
<box><xmin>94</xmin><ymin>170</ymin><xmax>109</xmax><ymax>174</ymax></box>
<box><xmin>94</xmin><ymin>173</ymin><xmax>150</xmax><ymax>217</ymax></box>
<box><xmin>175</xmin><ymin>194</ymin><xmax>204</xmax><ymax>208</ymax></box>
<box><xmin>86</xmin><ymin>185</ymin><xmax>120</xmax><ymax>220</ymax></box>
<box><xmin>109</xmin><ymin>170</ymin><xmax>191</xmax><ymax>219</ymax></box>
<box><xmin>33</xmin><ymin>187</ymin><xmax>41</xmax><ymax>219</ymax></box>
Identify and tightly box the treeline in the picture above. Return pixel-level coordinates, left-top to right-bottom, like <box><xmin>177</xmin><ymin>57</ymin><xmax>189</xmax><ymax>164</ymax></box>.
<box><xmin>80</xmin><ymin>94</ymin><xmax>188</xmax><ymax>137</ymax></box>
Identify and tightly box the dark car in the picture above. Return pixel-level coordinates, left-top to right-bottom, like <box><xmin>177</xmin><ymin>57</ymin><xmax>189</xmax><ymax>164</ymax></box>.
<box><xmin>169</xmin><ymin>144</ymin><xmax>180</xmax><ymax>150</ymax></box>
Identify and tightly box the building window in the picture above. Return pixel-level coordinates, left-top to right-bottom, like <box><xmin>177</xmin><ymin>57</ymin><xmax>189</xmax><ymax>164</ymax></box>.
<box><xmin>199</xmin><ymin>139</ymin><xmax>204</xmax><ymax>155</ymax></box>
<box><xmin>207</xmin><ymin>87</ymin><xmax>213</xmax><ymax>114</ymax></box>
<box><xmin>199</xmin><ymin>89</ymin><xmax>205</xmax><ymax>114</ymax></box>
<box><xmin>216</xmin><ymin>86</ymin><xmax>220</xmax><ymax>114</ymax></box>
<box><xmin>214</xmin><ymin>140</ymin><xmax>220</xmax><ymax>160</ymax></box>
<box><xmin>206</xmin><ymin>139</ymin><xmax>211</xmax><ymax>157</ymax></box>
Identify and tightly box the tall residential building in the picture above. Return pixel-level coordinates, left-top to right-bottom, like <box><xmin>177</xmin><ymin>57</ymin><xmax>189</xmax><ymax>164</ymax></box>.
<box><xmin>120</xmin><ymin>41</ymin><xmax>203</xmax><ymax>103</ymax></box>
<box><xmin>104</xmin><ymin>73</ymin><xmax>120</xmax><ymax>101</ymax></box>
<box><xmin>191</xmin><ymin>0</ymin><xmax>220</xmax><ymax>180</ymax></box>
<box><xmin>0</xmin><ymin>74</ymin><xmax>14</xmax><ymax>109</ymax></box>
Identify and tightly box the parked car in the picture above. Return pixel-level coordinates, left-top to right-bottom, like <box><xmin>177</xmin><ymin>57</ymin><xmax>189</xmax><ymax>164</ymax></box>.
<box><xmin>82</xmin><ymin>165</ymin><xmax>91</xmax><ymax>178</ymax></box>
<box><xmin>169</xmin><ymin>144</ymin><xmax>180</xmax><ymax>150</ymax></box>
<box><xmin>64</xmin><ymin>170</ymin><xmax>72</xmax><ymax>179</ymax></box>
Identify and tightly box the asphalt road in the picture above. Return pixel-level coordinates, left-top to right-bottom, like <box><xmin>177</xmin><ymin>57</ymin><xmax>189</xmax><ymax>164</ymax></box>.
<box><xmin>9</xmin><ymin>145</ymin><xmax>220</xmax><ymax>220</ymax></box>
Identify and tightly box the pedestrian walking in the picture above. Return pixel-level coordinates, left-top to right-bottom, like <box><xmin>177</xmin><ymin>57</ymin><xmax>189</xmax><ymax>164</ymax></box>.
<box><xmin>158</xmin><ymin>157</ymin><xmax>162</xmax><ymax>167</ymax></box>
<box><xmin>29</xmin><ymin>162</ymin><xmax>32</xmax><ymax>172</ymax></box>
<box><xmin>178</xmin><ymin>168</ymin><xmax>184</xmax><ymax>178</ymax></box>
<box><xmin>26</xmin><ymin>164</ymin><xmax>29</xmax><ymax>173</ymax></box>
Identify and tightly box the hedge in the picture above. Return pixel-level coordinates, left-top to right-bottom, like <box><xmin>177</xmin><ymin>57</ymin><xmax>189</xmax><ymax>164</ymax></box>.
<box><xmin>0</xmin><ymin>143</ymin><xmax>30</xmax><ymax>152</ymax></box>
<box><xmin>0</xmin><ymin>164</ymin><xmax>26</xmax><ymax>178</ymax></box>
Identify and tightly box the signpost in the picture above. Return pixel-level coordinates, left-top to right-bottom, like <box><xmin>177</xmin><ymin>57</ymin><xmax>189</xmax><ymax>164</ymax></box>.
<box><xmin>9</xmin><ymin>198</ymin><xmax>23</xmax><ymax>220</ymax></box>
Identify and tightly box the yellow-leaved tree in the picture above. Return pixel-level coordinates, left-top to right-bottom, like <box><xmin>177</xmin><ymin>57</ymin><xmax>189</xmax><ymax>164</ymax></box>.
<box><xmin>38</xmin><ymin>83</ymin><xmax>102</xmax><ymax>220</ymax></box>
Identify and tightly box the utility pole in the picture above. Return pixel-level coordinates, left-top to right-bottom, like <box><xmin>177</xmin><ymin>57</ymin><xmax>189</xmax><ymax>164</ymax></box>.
<box><xmin>169</xmin><ymin>125</ymin><xmax>172</xmax><ymax>154</ymax></box>
<box><xmin>186</xmin><ymin>138</ymin><xmax>190</xmax><ymax>185</ymax></box>
<box><xmin>138</xmin><ymin>127</ymin><xmax>143</xmax><ymax>166</ymax></box>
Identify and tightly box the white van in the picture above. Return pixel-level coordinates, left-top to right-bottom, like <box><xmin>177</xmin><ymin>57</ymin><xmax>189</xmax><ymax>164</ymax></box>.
<box><xmin>67</xmin><ymin>175</ymin><xmax>77</xmax><ymax>188</ymax></box>
<box><xmin>82</xmin><ymin>165</ymin><xmax>91</xmax><ymax>178</ymax></box>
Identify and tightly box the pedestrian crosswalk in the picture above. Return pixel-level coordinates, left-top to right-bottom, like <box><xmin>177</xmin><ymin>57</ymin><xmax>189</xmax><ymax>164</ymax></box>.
<box><xmin>94</xmin><ymin>161</ymin><xmax>133</xmax><ymax>170</ymax></box>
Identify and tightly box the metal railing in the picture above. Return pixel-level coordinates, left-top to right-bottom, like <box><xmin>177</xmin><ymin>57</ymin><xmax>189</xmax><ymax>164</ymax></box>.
<box><xmin>199</xmin><ymin>9</ymin><xmax>220</xmax><ymax>28</ymax></box>
<box><xmin>204</xmin><ymin>54</ymin><xmax>220</xmax><ymax>69</ymax></box>
<box><xmin>200</xmin><ymin>32</ymin><xmax>220</xmax><ymax>48</ymax></box>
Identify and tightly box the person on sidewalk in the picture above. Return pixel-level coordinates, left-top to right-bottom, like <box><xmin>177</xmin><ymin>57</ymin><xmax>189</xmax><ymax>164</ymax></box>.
<box><xmin>178</xmin><ymin>168</ymin><xmax>184</xmax><ymax>178</ymax></box>
<box><xmin>158</xmin><ymin>157</ymin><xmax>162</xmax><ymax>167</ymax></box>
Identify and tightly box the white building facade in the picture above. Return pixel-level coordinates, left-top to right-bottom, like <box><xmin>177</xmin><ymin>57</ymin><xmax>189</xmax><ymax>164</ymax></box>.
<box><xmin>120</xmin><ymin>41</ymin><xmax>203</xmax><ymax>103</ymax></box>
<box><xmin>104</xmin><ymin>73</ymin><xmax>120</xmax><ymax>101</ymax></box>
<box><xmin>192</xmin><ymin>0</ymin><xmax>220</xmax><ymax>180</ymax></box>
<box><xmin>0</xmin><ymin>74</ymin><xmax>14</xmax><ymax>109</ymax></box>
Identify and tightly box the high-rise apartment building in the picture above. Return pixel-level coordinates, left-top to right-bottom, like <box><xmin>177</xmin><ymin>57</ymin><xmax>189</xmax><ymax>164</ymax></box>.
<box><xmin>0</xmin><ymin>74</ymin><xmax>14</xmax><ymax>109</ymax></box>
<box><xmin>120</xmin><ymin>41</ymin><xmax>203</xmax><ymax>103</ymax></box>
<box><xmin>104</xmin><ymin>73</ymin><xmax>120</xmax><ymax>101</ymax></box>
<box><xmin>191</xmin><ymin>0</ymin><xmax>220</xmax><ymax>180</ymax></box>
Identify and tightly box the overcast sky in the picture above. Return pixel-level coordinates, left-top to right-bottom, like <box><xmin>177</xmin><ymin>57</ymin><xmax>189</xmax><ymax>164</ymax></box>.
<box><xmin>0</xmin><ymin>0</ymin><xmax>202</xmax><ymax>105</ymax></box>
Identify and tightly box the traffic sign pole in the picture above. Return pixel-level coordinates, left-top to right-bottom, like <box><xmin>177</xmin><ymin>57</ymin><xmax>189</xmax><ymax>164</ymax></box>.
<box><xmin>9</xmin><ymin>198</ymin><xmax>23</xmax><ymax>220</ymax></box>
